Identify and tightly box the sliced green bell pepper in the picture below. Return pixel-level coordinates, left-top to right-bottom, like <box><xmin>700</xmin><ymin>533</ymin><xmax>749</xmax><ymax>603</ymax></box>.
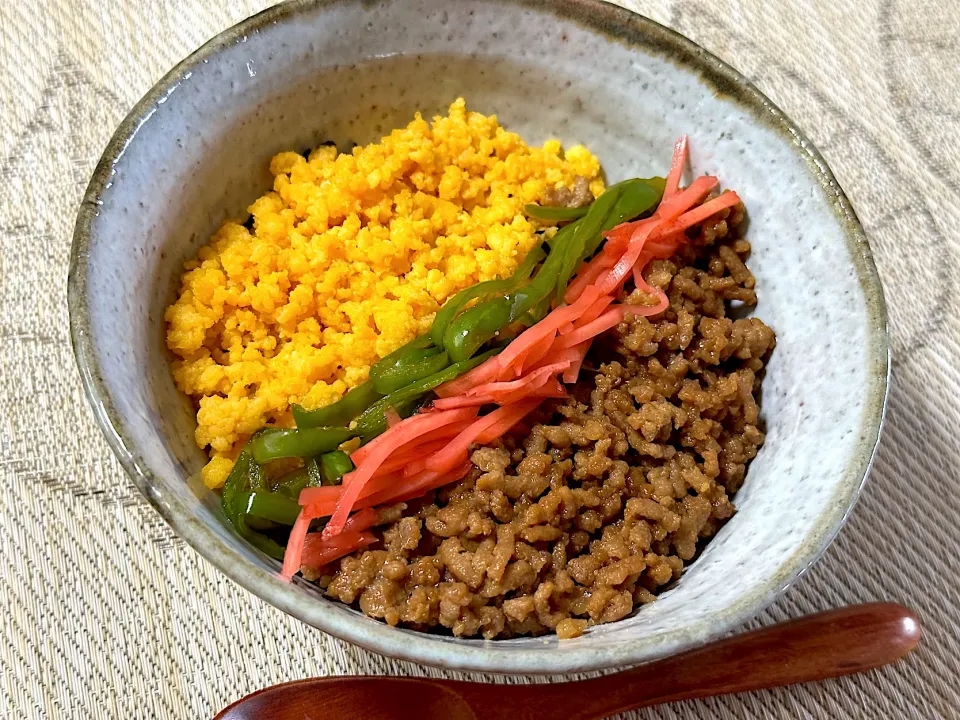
<box><xmin>442</xmin><ymin>296</ymin><xmax>513</xmax><ymax>363</ymax></box>
<box><xmin>220</xmin><ymin>446</ymin><xmax>287</xmax><ymax>559</ymax></box>
<box><xmin>250</xmin><ymin>427</ymin><xmax>356</xmax><ymax>463</ymax></box>
<box><xmin>292</xmin><ymin>381</ymin><xmax>382</xmax><ymax>429</ymax></box>
<box><xmin>355</xmin><ymin>348</ymin><xmax>500</xmax><ymax>438</ymax></box>
<box><xmin>235</xmin><ymin>490</ymin><xmax>302</xmax><ymax>525</ymax></box>
<box><xmin>372</xmin><ymin>349</ymin><xmax>450</xmax><ymax>395</ymax></box>
<box><xmin>523</xmin><ymin>203</ymin><xmax>590</xmax><ymax>222</ymax></box>
<box><xmin>319</xmin><ymin>450</ymin><xmax>354</xmax><ymax>485</ymax></box>
<box><xmin>431</xmin><ymin>244</ymin><xmax>545</xmax><ymax>351</ymax></box>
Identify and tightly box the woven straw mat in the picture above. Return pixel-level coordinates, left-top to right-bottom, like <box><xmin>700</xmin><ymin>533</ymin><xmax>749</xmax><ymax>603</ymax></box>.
<box><xmin>1</xmin><ymin>0</ymin><xmax>958</xmax><ymax>717</ymax></box>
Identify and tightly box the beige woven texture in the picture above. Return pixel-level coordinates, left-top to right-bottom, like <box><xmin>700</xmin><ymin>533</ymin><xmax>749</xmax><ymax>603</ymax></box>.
<box><xmin>1</xmin><ymin>0</ymin><xmax>958</xmax><ymax>717</ymax></box>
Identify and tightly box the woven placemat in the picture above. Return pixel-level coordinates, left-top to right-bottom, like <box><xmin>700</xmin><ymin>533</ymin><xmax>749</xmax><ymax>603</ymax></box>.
<box><xmin>2</xmin><ymin>0</ymin><xmax>957</xmax><ymax>717</ymax></box>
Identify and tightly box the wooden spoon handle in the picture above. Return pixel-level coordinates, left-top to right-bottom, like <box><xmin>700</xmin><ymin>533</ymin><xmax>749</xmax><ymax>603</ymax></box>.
<box><xmin>442</xmin><ymin>603</ymin><xmax>920</xmax><ymax>719</ymax></box>
<box><xmin>214</xmin><ymin>604</ymin><xmax>919</xmax><ymax>720</ymax></box>
<box><xmin>531</xmin><ymin>602</ymin><xmax>920</xmax><ymax>719</ymax></box>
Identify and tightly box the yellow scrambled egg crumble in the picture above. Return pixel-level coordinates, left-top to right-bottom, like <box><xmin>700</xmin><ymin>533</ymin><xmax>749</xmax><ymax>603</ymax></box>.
<box><xmin>165</xmin><ymin>99</ymin><xmax>603</xmax><ymax>488</ymax></box>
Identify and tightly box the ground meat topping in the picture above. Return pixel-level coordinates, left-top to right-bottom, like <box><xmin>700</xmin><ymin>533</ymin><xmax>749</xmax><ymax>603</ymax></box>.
<box><xmin>322</xmin><ymin>203</ymin><xmax>774</xmax><ymax>639</ymax></box>
<box><xmin>543</xmin><ymin>175</ymin><xmax>595</xmax><ymax>208</ymax></box>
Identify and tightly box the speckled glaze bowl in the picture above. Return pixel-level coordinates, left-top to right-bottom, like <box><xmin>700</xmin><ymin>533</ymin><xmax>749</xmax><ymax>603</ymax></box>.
<box><xmin>68</xmin><ymin>0</ymin><xmax>888</xmax><ymax>674</ymax></box>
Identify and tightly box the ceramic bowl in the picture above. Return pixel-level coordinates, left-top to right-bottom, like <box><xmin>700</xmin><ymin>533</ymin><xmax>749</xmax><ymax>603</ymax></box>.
<box><xmin>68</xmin><ymin>0</ymin><xmax>888</xmax><ymax>674</ymax></box>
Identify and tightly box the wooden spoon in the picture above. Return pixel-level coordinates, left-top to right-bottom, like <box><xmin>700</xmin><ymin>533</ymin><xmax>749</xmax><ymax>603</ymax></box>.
<box><xmin>215</xmin><ymin>603</ymin><xmax>920</xmax><ymax>720</ymax></box>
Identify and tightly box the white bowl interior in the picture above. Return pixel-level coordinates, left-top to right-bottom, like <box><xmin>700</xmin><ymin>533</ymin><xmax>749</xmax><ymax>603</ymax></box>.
<box><xmin>71</xmin><ymin>0</ymin><xmax>886</xmax><ymax>673</ymax></box>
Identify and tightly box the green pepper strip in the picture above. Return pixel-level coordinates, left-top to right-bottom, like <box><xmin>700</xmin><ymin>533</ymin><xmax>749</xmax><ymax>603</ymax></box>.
<box><xmin>431</xmin><ymin>245</ymin><xmax>545</xmax><ymax>351</ymax></box>
<box><xmin>235</xmin><ymin>490</ymin><xmax>302</xmax><ymax>525</ymax></box>
<box><xmin>294</xmin><ymin>335</ymin><xmax>440</xmax><ymax>428</ymax></box>
<box><xmin>292</xmin><ymin>380</ymin><xmax>382</xmax><ymax>429</ymax></box>
<box><xmin>545</xmin><ymin>217</ymin><xmax>582</xmax><ymax>250</ymax></box>
<box><xmin>528</xmin><ymin>292</ymin><xmax>555</xmax><ymax>325</ymax></box>
<box><xmin>554</xmin><ymin>186</ymin><xmax>623</xmax><ymax>299</ymax></box>
<box><xmin>251</xmin><ymin>427</ymin><xmax>356</xmax><ymax>463</ymax></box>
<box><xmin>373</xmin><ymin>350</ymin><xmax>450</xmax><ymax>395</ymax></box>
<box><xmin>356</xmin><ymin>395</ymin><xmax>424</xmax><ymax>442</ymax></box>
<box><xmin>220</xmin><ymin>446</ymin><xmax>286</xmax><ymax>559</ymax></box>
<box><xmin>320</xmin><ymin>450</ymin><xmax>354</xmax><ymax>485</ymax></box>
<box><xmin>371</xmin><ymin>346</ymin><xmax>439</xmax><ymax>381</ymax></box>
<box><xmin>356</xmin><ymin>348</ymin><xmax>500</xmax><ymax>438</ymax></box>
<box><xmin>275</xmin><ymin>467</ymin><xmax>309</xmax><ymax>498</ymax></box>
<box><xmin>584</xmin><ymin>177</ymin><xmax>665</xmax><ymax>257</ymax></box>
<box><xmin>507</xmin><ymin>222</ymin><xmax>579</xmax><ymax>322</ymax></box>
<box><xmin>221</xmin><ymin>446</ymin><xmax>250</xmax><ymax>524</ymax></box>
<box><xmin>523</xmin><ymin>204</ymin><xmax>590</xmax><ymax>222</ymax></box>
<box><xmin>273</xmin><ymin>457</ymin><xmax>323</xmax><ymax>499</ymax></box>
<box><xmin>368</xmin><ymin>334</ymin><xmax>435</xmax><ymax>379</ymax></box>
<box><xmin>443</xmin><ymin>296</ymin><xmax>513</xmax><ymax>364</ymax></box>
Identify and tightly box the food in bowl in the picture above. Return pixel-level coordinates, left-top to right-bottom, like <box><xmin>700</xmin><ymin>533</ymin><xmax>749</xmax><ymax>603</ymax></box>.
<box><xmin>165</xmin><ymin>101</ymin><xmax>774</xmax><ymax>639</ymax></box>
<box><xmin>165</xmin><ymin>98</ymin><xmax>603</xmax><ymax>490</ymax></box>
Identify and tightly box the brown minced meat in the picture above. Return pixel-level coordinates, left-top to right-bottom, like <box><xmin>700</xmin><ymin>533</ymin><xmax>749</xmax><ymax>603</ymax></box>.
<box><xmin>543</xmin><ymin>175</ymin><xmax>595</xmax><ymax>208</ymax></box>
<box><xmin>319</xmin><ymin>199</ymin><xmax>775</xmax><ymax>639</ymax></box>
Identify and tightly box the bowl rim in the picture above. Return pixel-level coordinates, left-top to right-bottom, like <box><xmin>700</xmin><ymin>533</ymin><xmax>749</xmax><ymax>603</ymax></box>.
<box><xmin>68</xmin><ymin>0</ymin><xmax>890</xmax><ymax>674</ymax></box>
